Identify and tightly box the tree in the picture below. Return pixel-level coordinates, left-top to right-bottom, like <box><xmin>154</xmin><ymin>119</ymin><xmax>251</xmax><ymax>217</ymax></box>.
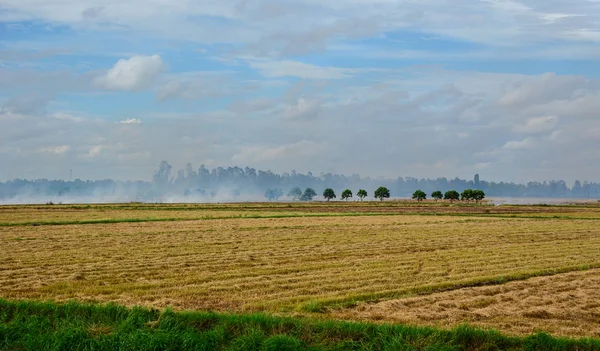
<box><xmin>323</xmin><ymin>188</ymin><xmax>336</xmax><ymax>201</ymax></box>
<box><xmin>341</xmin><ymin>189</ymin><xmax>353</xmax><ymax>201</ymax></box>
<box><xmin>300</xmin><ymin>188</ymin><xmax>317</xmax><ymax>201</ymax></box>
<box><xmin>152</xmin><ymin>161</ymin><xmax>172</xmax><ymax>187</ymax></box>
<box><xmin>431</xmin><ymin>190</ymin><xmax>443</xmax><ymax>201</ymax></box>
<box><xmin>288</xmin><ymin>187</ymin><xmax>302</xmax><ymax>200</ymax></box>
<box><xmin>357</xmin><ymin>189</ymin><xmax>368</xmax><ymax>201</ymax></box>
<box><xmin>472</xmin><ymin>189</ymin><xmax>486</xmax><ymax>203</ymax></box>
<box><xmin>412</xmin><ymin>189</ymin><xmax>427</xmax><ymax>201</ymax></box>
<box><xmin>444</xmin><ymin>190</ymin><xmax>460</xmax><ymax>203</ymax></box>
<box><xmin>374</xmin><ymin>187</ymin><xmax>390</xmax><ymax>201</ymax></box>
<box><xmin>461</xmin><ymin>189</ymin><xmax>474</xmax><ymax>202</ymax></box>
<box><xmin>264</xmin><ymin>188</ymin><xmax>283</xmax><ymax>201</ymax></box>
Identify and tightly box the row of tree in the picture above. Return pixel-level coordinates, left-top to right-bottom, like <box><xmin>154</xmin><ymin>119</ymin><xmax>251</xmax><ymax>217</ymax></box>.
<box><xmin>413</xmin><ymin>189</ymin><xmax>486</xmax><ymax>203</ymax></box>
<box><xmin>265</xmin><ymin>187</ymin><xmax>392</xmax><ymax>201</ymax></box>
<box><xmin>265</xmin><ymin>187</ymin><xmax>485</xmax><ymax>203</ymax></box>
<box><xmin>322</xmin><ymin>187</ymin><xmax>391</xmax><ymax>201</ymax></box>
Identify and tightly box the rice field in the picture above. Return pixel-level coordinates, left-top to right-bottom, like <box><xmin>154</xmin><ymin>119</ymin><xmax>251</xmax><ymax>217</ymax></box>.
<box><xmin>1</xmin><ymin>201</ymin><xmax>600</xmax><ymax>340</ymax></box>
<box><xmin>333</xmin><ymin>268</ymin><xmax>600</xmax><ymax>338</ymax></box>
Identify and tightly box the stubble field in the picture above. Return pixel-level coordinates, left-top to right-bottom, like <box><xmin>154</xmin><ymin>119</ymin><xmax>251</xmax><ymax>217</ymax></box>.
<box><xmin>1</xmin><ymin>201</ymin><xmax>600</xmax><ymax>345</ymax></box>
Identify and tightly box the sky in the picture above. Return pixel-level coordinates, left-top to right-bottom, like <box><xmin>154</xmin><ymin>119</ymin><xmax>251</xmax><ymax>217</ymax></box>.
<box><xmin>1</xmin><ymin>0</ymin><xmax>599</xmax><ymax>184</ymax></box>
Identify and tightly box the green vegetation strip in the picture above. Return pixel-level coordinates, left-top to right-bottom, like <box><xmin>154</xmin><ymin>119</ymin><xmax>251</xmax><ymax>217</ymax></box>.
<box><xmin>2</xmin><ymin>211</ymin><xmax>600</xmax><ymax>227</ymax></box>
<box><xmin>1</xmin><ymin>299</ymin><xmax>598</xmax><ymax>351</ymax></box>
<box><xmin>296</xmin><ymin>263</ymin><xmax>600</xmax><ymax>312</ymax></box>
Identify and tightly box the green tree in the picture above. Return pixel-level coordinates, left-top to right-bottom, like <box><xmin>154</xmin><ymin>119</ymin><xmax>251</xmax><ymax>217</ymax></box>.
<box><xmin>357</xmin><ymin>189</ymin><xmax>368</xmax><ymax>201</ymax></box>
<box><xmin>287</xmin><ymin>187</ymin><xmax>302</xmax><ymax>200</ymax></box>
<box><xmin>444</xmin><ymin>190</ymin><xmax>460</xmax><ymax>203</ymax></box>
<box><xmin>341</xmin><ymin>189</ymin><xmax>353</xmax><ymax>201</ymax></box>
<box><xmin>323</xmin><ymin>188</ymin><xmax>336</xmax><ymax>201</ymax></box>
<box><xmin>374</xmin><ymin>187</ymin><xmax>390</xmax><ymax>201</ymax></box>
<box><xmin>412</xmin><ymin>189</ymin><xmax>427</xmax><ymax>202</ymax></box>
<box><xmin>300</xmin><ymin>188</ymin><xmax>317</xmax><ymax>201</ymax></box>
<box><xmin>264</xmin><ymin>188</ymin><xmax>283</xmax><ymax>201</ymax></box>
<box><xmin>461</xmin><ymin>189</ymin><xmax>474</xmax><ymax>202</ymax></box>
<box><xmin>431</xmin><ymin>190</ymin><xmax>443</xmax><ymax>201</ymax></box>
<box><xmin>472</xmin><ymin>189</ymin><xmax>486</xmax><ymax>203</ymax></box>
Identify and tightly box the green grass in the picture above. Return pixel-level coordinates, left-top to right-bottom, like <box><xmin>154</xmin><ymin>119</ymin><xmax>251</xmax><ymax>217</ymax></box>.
<box><xmin>1</xmin><ymin>299</ymin><xmax>599</xmax><ymax>350</ymax></box>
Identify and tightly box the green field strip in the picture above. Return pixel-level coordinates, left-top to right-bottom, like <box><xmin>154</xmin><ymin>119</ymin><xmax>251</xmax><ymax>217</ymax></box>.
<box><xmin>1</xmin><ymin>299</ymin><xmax>598</xmax><ymax>350</ymax></box>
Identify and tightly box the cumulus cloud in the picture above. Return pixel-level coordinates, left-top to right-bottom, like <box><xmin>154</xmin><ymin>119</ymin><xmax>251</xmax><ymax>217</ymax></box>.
<box><xmin>95</xmin><ymin>55</ymin><xmax>165</xmax><ymax>91</ymax></box>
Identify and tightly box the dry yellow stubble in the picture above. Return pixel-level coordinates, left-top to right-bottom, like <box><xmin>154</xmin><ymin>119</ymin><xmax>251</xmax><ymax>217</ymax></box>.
<box><xmin>331</xmin><ymin>269</ymin><xmax>600</xmax><ymax>338</ymax></box>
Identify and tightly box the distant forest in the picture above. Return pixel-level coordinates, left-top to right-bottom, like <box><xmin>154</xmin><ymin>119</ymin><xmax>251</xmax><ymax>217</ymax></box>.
<box><xmin>1</xmin><ymin>161</ymin><xmax>599</xmax><ymax>203</ymax></box>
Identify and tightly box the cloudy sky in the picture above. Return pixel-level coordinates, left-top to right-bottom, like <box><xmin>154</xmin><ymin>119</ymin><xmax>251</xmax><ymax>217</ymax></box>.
<box><xmin>1</xmin><ymin>0</ymin><xmax>599</xmax><ymax>183</ymax></box>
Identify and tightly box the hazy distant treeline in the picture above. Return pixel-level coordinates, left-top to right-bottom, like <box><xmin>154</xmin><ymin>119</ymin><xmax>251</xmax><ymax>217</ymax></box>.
<box><xmin>1</xmin><ymin>161</ymin><xmax>599</xmax><ymax>204</ymax></box>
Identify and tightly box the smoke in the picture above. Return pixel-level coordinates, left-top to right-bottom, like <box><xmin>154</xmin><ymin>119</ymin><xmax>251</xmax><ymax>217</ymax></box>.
<box><xmin>1</xmin><ymin>161</ymin><xmax>599</xmax><ymax>204</ymax></box>
<box><xmin>487</xmin><ymin>197</ymin><xmax>597</xmax><ymax>206</ymax></box>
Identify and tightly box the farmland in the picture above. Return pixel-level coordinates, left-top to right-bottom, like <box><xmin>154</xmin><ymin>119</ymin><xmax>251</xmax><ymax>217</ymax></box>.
<box><xmin>1</xmin><ymin>201</ymin><xmax>600</xmax><ymax>349</ymax></box>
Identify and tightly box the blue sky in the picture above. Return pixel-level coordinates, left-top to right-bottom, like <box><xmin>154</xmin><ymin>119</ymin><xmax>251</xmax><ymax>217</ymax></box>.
<box><xmin>1</xmin><ymin>0</ymin><xmax>600</xmax><ymax>183</ymax></box>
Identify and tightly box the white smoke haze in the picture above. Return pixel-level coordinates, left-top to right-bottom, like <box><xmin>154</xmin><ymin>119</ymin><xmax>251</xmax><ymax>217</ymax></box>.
<box><xmin>1</xmin><ymin>162</ymin><xmax>600</xmax><ymax>205</ymax></box>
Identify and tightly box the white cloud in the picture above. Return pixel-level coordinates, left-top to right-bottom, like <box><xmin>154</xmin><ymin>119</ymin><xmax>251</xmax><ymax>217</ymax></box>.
<box><xmin>95</xmin><ymin>55</ymin><xmax>165</xmax><ymax>91</ymax></box>
<box><xmin>52</xmin><ymin>112</ymin><xmax>84</xmax><ymax>123</ymax></box>
<box><xmin>117</xmin><ymin>118</ymin><xmax>142</xmax><ymax>124</ymax></box>
<box><xmin>502</xmin><ymin>137</ymin><xmax>537</xmax><ymax>150</ymax></box>
<box><xmin>232</xmin><ymin>140</ymin><xmax>327</xmax><ymax>163</ymax></box>
<box><xmin>2</xmin><ymin>0</ymin><xmax>600</xmax><ymax>59</ymax></box>
<box><xmin>565</xmin><ymin>29</ymin><xmax>600</xmax><ymax>42</ymax></box>
<box><xmin>513</xmin><ymin>115</ymin><xmax>558</xmax><ymax>134</ymax></box>
<box><xmin>87</xmin><ymin>145</ymin><xmax>104</xmax><ymax>158</ymax></box>
<box><xmin>38</xmin><ymin>145</ymin><xmax>70</xmax><ymax>154</ymax></box>
<box><xmin>283</xmin><ymin>98</ymin><xmax>320</xmax><ymax>120</ymax></box>
<box><xmin>248</xmin><ymin>60</ymin><xmax>353</xmax><ymax>79</ymax></box>
<box><xmin>483</xmin><ymin>0</ymin><xmax>531</xmax><ymax>13</ymax></box>
<box><xmin>497</xmin><ymin>73</ymin><xmax>584</xmax><ymax>107</ymax></box>
<box><xmin>539</xmin><ymin>13</ymin><xmax>582</xmax><ymax>23</ymax></box>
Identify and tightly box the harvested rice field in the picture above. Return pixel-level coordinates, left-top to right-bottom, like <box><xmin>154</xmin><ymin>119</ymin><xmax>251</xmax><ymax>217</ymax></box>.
<box><xmin>1</xmin><ymin>201</ymin><xmax>600</xmax><ymax>339</ymax></box>
<box><xmin>332</xmin><ymin>268</ymin><xmax>600</xmax><ymax>338</ymax></box>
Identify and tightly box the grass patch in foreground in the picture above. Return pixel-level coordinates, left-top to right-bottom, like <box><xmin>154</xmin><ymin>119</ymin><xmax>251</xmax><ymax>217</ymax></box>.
<box><xmin>1</xmin><ymin>299</ymin><xmax>599</xmax><ymax>350</ymax></box>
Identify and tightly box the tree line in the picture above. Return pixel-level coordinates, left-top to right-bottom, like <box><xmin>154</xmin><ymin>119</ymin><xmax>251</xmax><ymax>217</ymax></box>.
<box><xmin>1</xmin><ymin>161</ymin><xmax>599</xmax><ymax>201</ymax></box>
<box><xmin>413</xmin><ymin>189</ymin><xmax>485</xmax><ymax>203</ymax></box>
<box><xmin>265</xmin><ymin>187</ymin><xmax>391</xmax><ymax>201</ymax></box>
<box><xmin>265</xmin><ymin>186</ymin><xmax>485</xmax><ymax>203</ymax></box>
